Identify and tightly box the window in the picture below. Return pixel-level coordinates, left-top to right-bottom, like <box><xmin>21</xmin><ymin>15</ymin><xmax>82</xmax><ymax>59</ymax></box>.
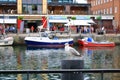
<box><xmin>27</xmin><ymin>0</ymin><xmax>32</xmax><ymax>4</ymax></box>
<box><xmin>9</xmin><ymin>0</ymin><xmax>16</xmax><ymax>1</ymax></box>
<box><xmin>52</xmin><ymin>0</ymin><xmax>58</xmax><ymax>2</ymax></box>
<box><xmin>98</xmin><ymin>10</ymin><xmax>101</xmax><ymax>14</ymax></box>
<box><xmin>0</xmin><ymin>0</ymin><xmax>16</xmax><ymax>1</ymax></box>
<box><xmin>32</xmin><ymin>5</ymin><xmax>37</xmax><ymax>14</ymax></box>
<box><xmin>104</xmin><ymin>0</ymin><xmax>107</xmax><ymax>3</ymax></box>
<box><xmin>32</xmin><ymin>5</ymin><xmax>37</xmax><ymax>10</ymax></box>
<box><xmin>38</xmin><ymin>0</ymin><xmax>42</xmax><ymax>3</ymax></box>
<box><xmin>101</xmin><ymin>0</ymin><xmax>103</xmax><ymax>4</ymax></box>
<box><xmin>98</xmin><ymin>0</ymin><xmax>100</xmax><ymax>5</ymax></box>
<box><xmin>115</xmin><ymin>7</ymin><xmax>117</xmax><ymax>13</ymax></box>
<box><xmin>23</xmin><ymin>5</ymin><xmax>28</xmax><ymax>13</ymax></box>
<box><xmin>28</xmin><ymin>5</ymin><xmax>32</xmax><ymax>14</ymax></box>
<box><xmin>104</xmin><ymin>9</ymin><xmax>106</xmax><ymax>14</ymax></box>
<box><xmin>48</xmin><ymin>0</ymin><xmax>52</xmax><ymax>2</ymax></box>
<box><xmin>0</xmin><ymin>0</ymin><xmax>8</xmax><ymax>1</ymax></box>
<box><xmin>96</xmin><ymin>11</ymin><xmax>97</xmax><ymax>14</ymax></box>
<box><xmin>37</xmin><ymin>5</ymin><xmax>42</xmax><ymax>14</ymax></box>
<box><xmin>93</xmin><ymin>11</ymin><xmax>95</xmax><ymax>15</ymax></box>
<box><xmin>110</xmin><ymin>7</ymin><xmax>112</xmax><ymax>14</ymax></box>
<box><xmin>22</xmin><ymin>0</ymin><xmax>42</xmax><ymax>14</ymax></box>
<box><xmin>91</xmin><ymin>1</ymin><xmax>94</xmax><ymax>6</ymax></box>
<box><xmin>32</xmin><ymin>0</ymin><xmax>38</xmax><ymax>4</ymax></box>
<box><xmin>106</xmin><ymin>8</ymin><xmax>108</xmax><ymax>14</ymax></box>
<box><xmin>96</xmin><ymin>0</ymin><xmax>97</xmax><ymax>5</ymax></box>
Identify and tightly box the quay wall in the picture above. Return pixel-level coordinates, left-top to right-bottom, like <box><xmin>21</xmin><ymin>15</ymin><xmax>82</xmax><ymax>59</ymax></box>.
<box><xmin>10</xmin><ymin>33</ymin><xmax>120</xmax><ymax>45</ymax></box>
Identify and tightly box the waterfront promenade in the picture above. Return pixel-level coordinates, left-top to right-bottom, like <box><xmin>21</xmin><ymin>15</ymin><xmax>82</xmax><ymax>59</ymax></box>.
<box><xmin>7</xmin><ymin>32</ymin><xmax>120</xmax><ymax>45</ymax></box>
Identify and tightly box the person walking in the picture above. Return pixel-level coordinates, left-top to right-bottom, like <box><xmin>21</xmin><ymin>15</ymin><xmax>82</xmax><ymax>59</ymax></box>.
<box><xmin>31</xmin><ymin>26</ymin><xmax>34</xmax><ymax>33</ymax></box>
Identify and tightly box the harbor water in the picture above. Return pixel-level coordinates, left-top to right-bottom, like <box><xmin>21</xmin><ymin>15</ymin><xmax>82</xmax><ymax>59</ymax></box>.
<box><xmin>0</xmin><ymin>45</ymin><xmax>120</xmax><ymax>80</ymax></box>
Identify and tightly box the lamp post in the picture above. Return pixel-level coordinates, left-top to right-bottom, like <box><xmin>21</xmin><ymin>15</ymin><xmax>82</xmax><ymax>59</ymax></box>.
<box><xmin>97</xmin><ymin>11</ymin><xmax>103</xmax><ymax>34</ymax></box>
<box><xmin>99</xmin><ymin>12</ymin><xmax>102</xmax><ymax>31</ymax></box>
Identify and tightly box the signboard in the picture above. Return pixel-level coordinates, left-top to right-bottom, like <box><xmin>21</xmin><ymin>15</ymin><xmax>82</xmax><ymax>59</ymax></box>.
<box><xmin>49</xmin><ymin>16</ymin><xmax>90</xmax><ymax>20</ymax></box>
<box><xmin>49</xmin><ymin>16</ymin><xmax>67</xmax><ymax>20</ymax></box>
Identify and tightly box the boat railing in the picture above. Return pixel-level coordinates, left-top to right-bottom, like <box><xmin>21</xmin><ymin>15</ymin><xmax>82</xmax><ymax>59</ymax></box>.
<box><xmin>0</xmin><ymin>69</ymin><xmax>120</xmax><ymax>80</ymax></box>
<box><xmin>51</xmin><ymin>31</ymin><xmax>69</xmax><ymax>34</ymax></box>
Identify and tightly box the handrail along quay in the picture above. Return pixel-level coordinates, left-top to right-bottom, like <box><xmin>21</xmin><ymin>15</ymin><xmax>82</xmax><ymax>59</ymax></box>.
<box><xmin>0</xmin><ymin>69</ymin><xmax>120</xmax><ymax>80</ymax></box>
<box><xmin>1</xmin><ymin>69</ymin><xmax>120</xmax><ymax>74</ymax></box>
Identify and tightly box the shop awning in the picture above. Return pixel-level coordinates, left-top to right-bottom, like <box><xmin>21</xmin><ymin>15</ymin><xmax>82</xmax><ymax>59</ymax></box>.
<box><xmin>85</xmin><ymin>19</ymin><xmax>96</xmax><ymax>24</ymax></box>
<box><xmin>49</xmin><ymin>19</ymin><xmax>95</xmax><ymax>25</ymax></box>
<box><xmin>64</xmin><ymin>20</ymin><xmax>94</xmax><ymax>26</ymax></box>
<box><xmin>49</xmin><ymin>20</ymin><xmax>69</xmax><ymax>23</ymax></box>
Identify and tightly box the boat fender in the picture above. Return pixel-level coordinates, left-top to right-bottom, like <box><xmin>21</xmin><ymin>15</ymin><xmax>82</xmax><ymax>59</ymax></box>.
<box><xmin>87</xmin><ymin>37</ymin><xmax>93</xmax><ymax>42</ymax></box>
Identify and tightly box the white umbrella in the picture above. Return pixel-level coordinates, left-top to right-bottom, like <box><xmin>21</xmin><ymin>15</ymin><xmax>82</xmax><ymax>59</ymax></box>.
<box><xmin>64</xmin><ymin>20</ymin><xmax>91</xmax><ymax>26</ymax></box>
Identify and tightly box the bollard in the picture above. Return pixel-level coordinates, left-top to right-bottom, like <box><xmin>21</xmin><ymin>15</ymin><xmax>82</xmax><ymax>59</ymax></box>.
<box><xmin>61</xmin><ymin>60</ymin><xmax>84</xmax><ymax>80</ymax></box>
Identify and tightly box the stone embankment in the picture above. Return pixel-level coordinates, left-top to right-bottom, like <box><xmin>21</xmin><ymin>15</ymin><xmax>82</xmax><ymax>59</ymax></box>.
<box><xmin>8</xmin><ymin>33</ymin><xmax>120</xmax><ymax>45</ymax></box>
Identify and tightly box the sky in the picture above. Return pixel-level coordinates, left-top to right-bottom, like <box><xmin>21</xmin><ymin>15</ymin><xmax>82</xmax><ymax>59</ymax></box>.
<box><xmin>76</xmin><ymin>0</ymin><xmax>87</xmax><ymax>3</ymax></box>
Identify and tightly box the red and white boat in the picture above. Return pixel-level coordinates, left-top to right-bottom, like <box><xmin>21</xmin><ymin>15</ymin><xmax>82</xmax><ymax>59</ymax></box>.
<box><xmin>78</xmin><ymin>37</ymin><xmax>115</xmax><ymax>47</ymax></box>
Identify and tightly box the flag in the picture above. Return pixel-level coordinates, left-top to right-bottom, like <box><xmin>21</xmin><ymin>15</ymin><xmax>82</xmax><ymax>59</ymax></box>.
<box><xmin>17</xmin><ymin>19</ymin><xmax>22</xmax><ymax>30</ymax></box>
<box><xmin>20</xmin><ymin>21</ymin><xmax>24</xmax><ymax>33</ymax></box>
<box><xmin>42</xmin><ymin>16</ymin><xmax>47</xmax><ymax>28</ymax></box>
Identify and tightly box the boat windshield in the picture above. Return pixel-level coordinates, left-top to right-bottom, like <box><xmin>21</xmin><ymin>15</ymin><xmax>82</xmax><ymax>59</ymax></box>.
<box><xmin>41</xmin><ymin>32</ymin><xmax>48</xmax><ymax>37</ymax></box>
<box><xmin>41</xmin><ymin>32</ymin><xmax>59</xmax><ymax>40</ymax></box>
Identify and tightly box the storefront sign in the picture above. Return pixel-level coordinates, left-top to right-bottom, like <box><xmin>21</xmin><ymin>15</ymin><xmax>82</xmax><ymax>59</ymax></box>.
<box><xmin>49</xmin><ymin>15</ymin><xmax>90</xmax><ymax>20</ymax></box>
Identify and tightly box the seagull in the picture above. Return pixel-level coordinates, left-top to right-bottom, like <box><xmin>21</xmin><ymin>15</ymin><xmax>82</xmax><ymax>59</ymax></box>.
<box><xmin>64</xmin><ymin>43</ymin><xmax>80</xmax><ymax>56</ymax></box>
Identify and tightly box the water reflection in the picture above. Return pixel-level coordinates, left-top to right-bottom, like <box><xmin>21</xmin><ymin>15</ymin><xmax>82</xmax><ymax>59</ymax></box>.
<box><xmin>25</xmin><ymin>47</ymin><xmax>84</xmax><ymax>80</ymax></box>
<box><xmin>25</xmin><ymin>47</ymin><xmax>66</xmax><ymax>70</ymax></box>
<box><xmin>0</xmin><ymin>46</ymin><xmax>117</xmax><ymax>70</ymax></box>
<box><xmin>79</xmin><ymin>46</ymin><xmax>115</xmax><ymax>69</ymax></box>
<box><xmin>0</xmin><ymin>46</ymin><xmax>17</xmax><ymax>70</ymax></box>
<box><xmin>0</xmin><ymin>46</ymin><xmax>120</xmax><ymax>80</ymax></box>
<box><xmin>0</xmin><ymin>46</ymin><xmax>17</xmax><ymax>80</ymax></box>
<box><xmin>79</xmin><ymin>46</ymin><xmax>116</xmax><ymax>80</ymax></box>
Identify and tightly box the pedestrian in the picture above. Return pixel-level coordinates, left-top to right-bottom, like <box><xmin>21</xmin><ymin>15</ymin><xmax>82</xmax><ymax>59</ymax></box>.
<box><xmin>31</xmin><ymin>26</ymin><xmax>34</xmax><ymax>33</ymax></box>
<box><xmin>91</xmin><ymin>26</ymin><xmax>94</xmax><ymax>33</ymax></box>
<box><xmin>76</xmin><ymin>26</ymin><xmax>79</xmax><ymax>33</ymax></box>
<box><xmin>0</xmin><ymin>24</ymin><xmax>2</xmax><ymax>34</ymax></box>
<box><xmin>52</xmin><ymin>26</ymin><xmax>56</xmax><ymax>31</ymax></box>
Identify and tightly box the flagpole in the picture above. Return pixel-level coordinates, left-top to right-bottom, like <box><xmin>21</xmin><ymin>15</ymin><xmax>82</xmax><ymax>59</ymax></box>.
<box><xmin>47</xmin><ymin>15</ymin><xmax>49</xmax><ymax>31</ymax></box>
<box><xmin>67</xmin><ymin>17</ymin><xmax>71</xmax><ymax>38</ymax></box>
<box><xmin>3</xmin><ymin>12</ymin><xmax>6</xmax><ymax>36</ymax></box>
<box><xmin>47</xmin><ymin>2</ymin><xmax>49</xmax><ymax>31</ymax></box>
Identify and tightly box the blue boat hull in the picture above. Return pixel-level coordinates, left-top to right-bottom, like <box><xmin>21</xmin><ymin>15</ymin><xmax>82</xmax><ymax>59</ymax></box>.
<box><xmin>25</xmin><ymin>40</ymin><xmax>73</xmax><ymax>48</ymax></box>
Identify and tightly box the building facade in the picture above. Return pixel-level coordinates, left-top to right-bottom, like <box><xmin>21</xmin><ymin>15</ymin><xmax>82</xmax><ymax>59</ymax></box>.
<box><xmin>0</xmin><ymin>0</ymin><xmax>114</xmax><ymax>33</ymax></box>
<box><xmin>87</xmin><ymin>0</ymin><xmax>120</xmax><ymax>31</ymax></box>
<box><xmin>48</xmin><ymin>0</ymin><xmax>90</xmax><ymax>15</ymax></box>
<box><xmin>0</xmin><ymin>0</ymin><xmax>93</xmax><ymax>33</ymax></box>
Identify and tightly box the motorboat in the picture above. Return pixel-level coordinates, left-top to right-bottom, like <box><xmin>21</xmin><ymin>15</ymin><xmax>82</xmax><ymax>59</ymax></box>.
<box><xmin>0</xmin><ymin>35</ymin><xmax>14</xmax><ymax>46</ymax></box>
<box><xmin>78</xmin><ymin>37</ymin><xmax>115</xmax><ymax>47</ymax></box>
<box><xmin>24</xmin><ymin>32</ymin><xmax>73</xmax><ymax>48</ymax></box>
